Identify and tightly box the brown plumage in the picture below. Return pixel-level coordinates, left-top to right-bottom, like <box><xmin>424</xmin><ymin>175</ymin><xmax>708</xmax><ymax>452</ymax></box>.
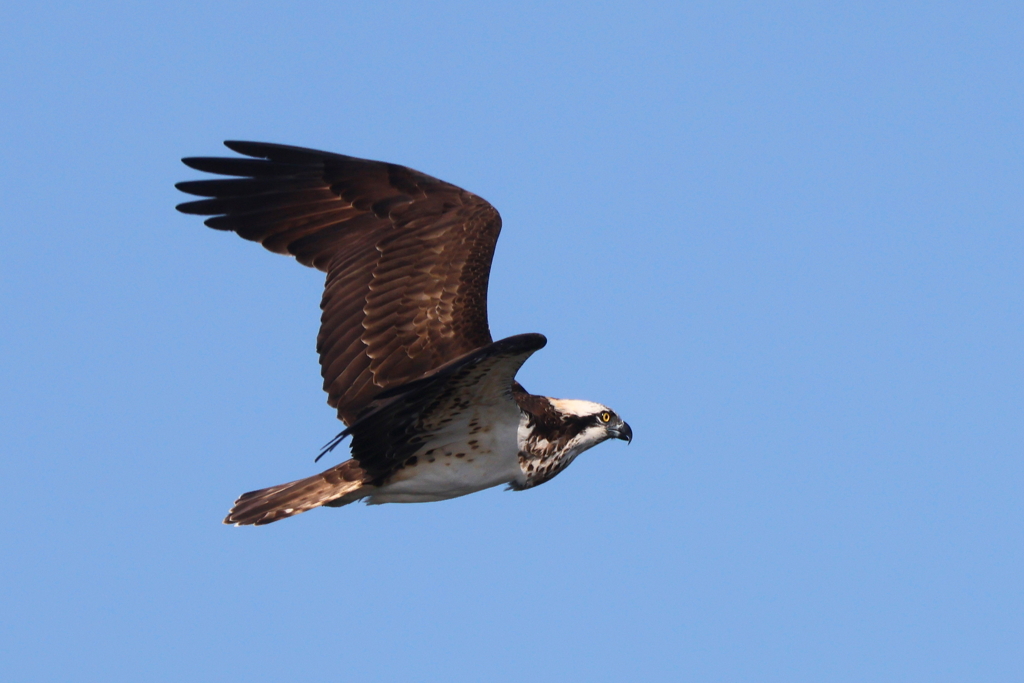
<box><xmin>176</xmin><ymin>142</ymin><xmax>631</xmax><ymax>526</ymax></box>
<box><xmin>177</xmin><ymin>141</ymin><xmax>499</xmax><ymax>426</ymax></box>
<box><xmin>224</xmin><ymin>460</ymin><xmax>367</xmax><ymax>526</ymax></box>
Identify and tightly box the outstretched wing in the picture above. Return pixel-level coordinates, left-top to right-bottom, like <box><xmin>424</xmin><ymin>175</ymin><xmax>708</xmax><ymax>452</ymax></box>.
<box><xmin>335</xmin><ymin>333</ymin><xmax>547</xmax><ymax>482</ymax></box>
<box><xmin>176</xmin><ymin>141</ymin><xmax>502</xmax><ymax>424</ymax></box>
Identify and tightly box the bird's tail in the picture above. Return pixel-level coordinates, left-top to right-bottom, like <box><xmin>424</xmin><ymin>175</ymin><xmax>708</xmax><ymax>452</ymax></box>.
<box><xmin>224</xmin><ymin>459</ymin><xmax>368</xmax><ymax>526</ymax></box>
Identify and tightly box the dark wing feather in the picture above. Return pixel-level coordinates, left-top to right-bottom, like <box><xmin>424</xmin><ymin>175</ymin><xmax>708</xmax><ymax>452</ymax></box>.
<box><xmin>331</xmin><ymin>333</ymin><xmax>546</xmax><ymax>481</ymax></box>
<box><xmin>176</xmin><ymin>141</ymin><xmax>502</xmax><ymax>424</ymax></box>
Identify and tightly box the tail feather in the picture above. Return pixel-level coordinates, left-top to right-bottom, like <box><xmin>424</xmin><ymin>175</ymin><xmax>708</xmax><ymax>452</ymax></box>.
<box><xmin>224</xmin><ymin>459</ymin><xmax>367</xmax><ymax>526</ymax></box>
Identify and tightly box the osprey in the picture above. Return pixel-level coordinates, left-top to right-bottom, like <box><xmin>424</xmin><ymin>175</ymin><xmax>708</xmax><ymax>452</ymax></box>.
<box><xmin>176</xmin><ymin>142</ymin><xmax>631</xmax><ymax>525</ymax></box>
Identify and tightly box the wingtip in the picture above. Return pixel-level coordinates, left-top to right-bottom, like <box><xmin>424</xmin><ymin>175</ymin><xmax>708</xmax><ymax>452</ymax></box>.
<box><xmin>222</xmin><ymin>140</ymin><xmax>297</xmax><ymax>159</ymax></box>
<box><xmin>221</xmin><ymin>140</ymin><xmax>339</xmax><ymax>164</ymax></box>
<box><xmin>174</xmin><ymin>198</ymin><xmax>210</xmax><ymax>214</ymax></box>
<box><xmin>179</xmin><ymin>156</ymin><xmax>236</xmax><ymax>174</ymax></box>
<box><xmin>222</xmin><ymin>140</ymin><xmax>261</xmax><ymax>155</ymax></box>
<box><xmin>498</xmin><ymin>332</ymin><xmax>547</xmax><ymax>353</ymax></box>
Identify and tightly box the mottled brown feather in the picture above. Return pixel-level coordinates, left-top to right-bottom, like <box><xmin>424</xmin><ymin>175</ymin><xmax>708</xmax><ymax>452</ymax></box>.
<box><xmin>176</xmin><ymin>141</ymin><xmax>501</xmax><ymax>424</ymax></box>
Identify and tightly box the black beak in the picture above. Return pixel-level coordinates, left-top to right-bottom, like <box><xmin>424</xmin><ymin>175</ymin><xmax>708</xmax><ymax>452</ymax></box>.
<box><xmin>612</xmin><ymin>421</ymin><xmax>632</xmax><ymax>444</ymax></box>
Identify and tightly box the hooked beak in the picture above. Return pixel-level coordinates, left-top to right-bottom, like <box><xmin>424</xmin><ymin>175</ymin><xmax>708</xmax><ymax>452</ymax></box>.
<box><xmin>611</xmin><ymin>420</ymin><xmax>632</xmax><ymax>444</ymax></box>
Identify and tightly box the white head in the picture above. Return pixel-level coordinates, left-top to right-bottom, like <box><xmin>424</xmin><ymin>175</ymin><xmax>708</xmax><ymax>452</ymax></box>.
<box><xmin>547</xmin><ymin>398</ymin><xmax>632</xmax><ymax>455</ymax></box>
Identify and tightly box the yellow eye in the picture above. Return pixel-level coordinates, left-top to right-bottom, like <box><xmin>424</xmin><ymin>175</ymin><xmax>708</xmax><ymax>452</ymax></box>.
<box><xmin>600</xmin><ymin>411</ymin><xmax>612</xmax><ymax>423</ymax></box>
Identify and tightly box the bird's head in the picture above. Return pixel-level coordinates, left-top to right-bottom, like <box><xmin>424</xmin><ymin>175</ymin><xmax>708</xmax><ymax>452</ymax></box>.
<box><xmin>547</xmin><ymin>398</ymin><xmax>632</xmax><ymax>452</ymax></box>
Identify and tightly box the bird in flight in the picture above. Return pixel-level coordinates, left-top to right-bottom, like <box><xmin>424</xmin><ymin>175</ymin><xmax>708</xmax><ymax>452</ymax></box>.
<box><xmin>176</xmin><ymin>142</ymin><xmax>631</xmax><ymax>525</ymax></box>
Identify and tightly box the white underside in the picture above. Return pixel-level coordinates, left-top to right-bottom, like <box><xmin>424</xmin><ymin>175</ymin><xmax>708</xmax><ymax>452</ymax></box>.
<box><xmin>365</xmin><ymin>405</ymin><xmax>526</xmax><ymax>504</ymax></box>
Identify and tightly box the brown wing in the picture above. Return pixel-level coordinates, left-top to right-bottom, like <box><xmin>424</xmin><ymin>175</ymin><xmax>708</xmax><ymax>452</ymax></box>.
<box><xmin>176</xmin><ymin>141</ymin><xmax>501</xmax><ymax>424</ymax></box>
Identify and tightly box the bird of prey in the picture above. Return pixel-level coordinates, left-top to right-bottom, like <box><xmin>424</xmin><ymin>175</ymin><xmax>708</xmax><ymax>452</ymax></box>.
<box><xmin>176</xmin><ymin>141</ymin><xmax>631</xmax><ymax>526</ymax></box>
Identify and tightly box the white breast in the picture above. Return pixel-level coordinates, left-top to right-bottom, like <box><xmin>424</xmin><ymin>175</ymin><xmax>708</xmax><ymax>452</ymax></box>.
<box><xmin>365</xmin><ymin>405</ymin><xmax>525</xmax><ymax>504</ymax></box>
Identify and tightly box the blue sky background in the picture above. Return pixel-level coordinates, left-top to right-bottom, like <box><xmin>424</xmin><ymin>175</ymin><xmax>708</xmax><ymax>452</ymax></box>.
<box><xmin>2</xmin><ymin>2</ymin><xmax>1021</xmax><ymax>681</ymax></box>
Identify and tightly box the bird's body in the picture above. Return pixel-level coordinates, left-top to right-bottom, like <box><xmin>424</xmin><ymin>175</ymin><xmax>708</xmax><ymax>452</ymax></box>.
<box><xmin>370</xmin><ymin>405</ymin><xmax>522</xmax><ymax>504</ymax></box>
<box><xmin>176</xmin><ymin>142</ymin><xmax>630</xmax><ymax>525</ymax></box>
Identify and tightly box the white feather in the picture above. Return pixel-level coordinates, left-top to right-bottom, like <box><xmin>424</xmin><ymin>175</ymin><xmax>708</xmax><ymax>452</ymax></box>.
<box><xmin>367</xmin><ymin>399</ymin><xmax>525</xmax><ymax>504</ymax></box>
<box><xmin>547</xmin><ymin>398</ymin><xmax>608</xmax><ymax>417</ymax></box>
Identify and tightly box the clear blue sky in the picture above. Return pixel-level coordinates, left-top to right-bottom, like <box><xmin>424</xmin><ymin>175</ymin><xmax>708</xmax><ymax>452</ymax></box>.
<box><xmin>2</xmin><ymin>2</ymin><xmax>1021</xmax><ymax>681</ymax></box>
